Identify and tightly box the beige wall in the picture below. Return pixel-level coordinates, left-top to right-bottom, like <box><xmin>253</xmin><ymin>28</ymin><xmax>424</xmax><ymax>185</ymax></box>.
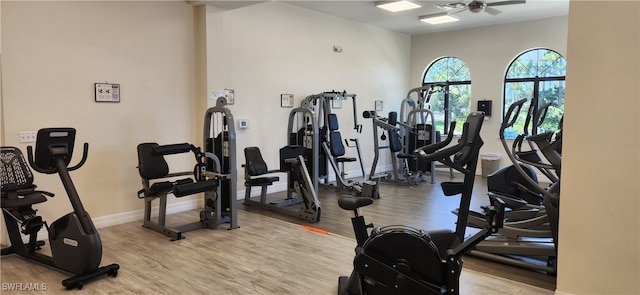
<box><xmin>218</xmin><ymin>2</ymin><xmax>411</xmax><ymax>177</ymax></box>
<box><xmin>3</xmin><ymin>1</ymin><xmax>639</xmax><ymax>293</ymax></box>
<box><xmin>410</xmin><ymin>16</ymin><xmax>569</xmax><ymax>172</ymax></box>
<box><xmin>557</xmin><ymin>1</ymin><xmax>640</xmax><ymax>294</ymax></box>
<box><xmin>1</xmin><ymin>1</ymin><xmax>410</xmax><ymax>235</ymax></box>
<box><xmin>2</xmin><ymin>1</ymin><xmax>197</xmax><ymax>230</ymax></box>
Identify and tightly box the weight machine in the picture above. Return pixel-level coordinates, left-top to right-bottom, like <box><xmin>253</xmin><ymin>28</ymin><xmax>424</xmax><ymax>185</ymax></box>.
<box><xmin>242</xmin><ymin>105</ymin><xmax>322</xmax><ymax>223</ymax></box>
<box><xmin>399</xmin><ymin>84</ymin><xmax>452</xmax><ymax>181</ymax></box>
<box><xmin>469</xmin><ymin>98</ymin><xmax>561</xmax><ymax>274</ymax></box>
<box><xmin>136</xmin><ymin>97</ymin><xmax>239</xmax><ymax>241</ymax></box>
<box><xmin>291</xmin><ymin>91</ymin><xmax>378</xmax><ymax>198</ymax></box>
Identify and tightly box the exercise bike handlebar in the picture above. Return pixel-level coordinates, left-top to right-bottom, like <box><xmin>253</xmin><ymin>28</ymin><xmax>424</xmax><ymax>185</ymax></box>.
<box><xmin>26</xmin><ymin>143</ymin><xmax>89</xmax><ymax>174</ymax></box>
<box><xmin>67</xmin><ymin>143</ymin><xmax>89</xmax><ymax>172</ymax></box>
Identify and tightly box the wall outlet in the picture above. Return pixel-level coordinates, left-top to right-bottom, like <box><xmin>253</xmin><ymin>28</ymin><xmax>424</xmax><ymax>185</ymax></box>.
<box><xmin>19</xmin><ymin>131</ymin><xmax>37</xmax><ymax>143</ymax></box>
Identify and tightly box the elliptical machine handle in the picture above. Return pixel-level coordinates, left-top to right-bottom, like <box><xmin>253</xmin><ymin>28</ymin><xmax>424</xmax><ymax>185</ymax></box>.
<box><xmin>415</xmin><ymin>122</ymin><xmax>469</xmax><ymax>162</ymax></box>
<box><xmin>413</xmin><ymin>121</ymin><xmax>457</xmax><ymax>155</ymax></box>
<box><xmin>500</xmin><ymin>98</ymin><xmax>527</xmax><ymax>136</ymax></box>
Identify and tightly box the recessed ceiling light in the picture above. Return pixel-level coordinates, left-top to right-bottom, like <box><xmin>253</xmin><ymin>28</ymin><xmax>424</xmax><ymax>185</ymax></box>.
<box><xmin>376</xmin><ymin>1</ymin><xmax>422</xmax><ymax>12</ymax></box>
<box><xmin>419</xmin><ymin>13</ymin><xmax>460</xmax><ymax>25</ymax></box>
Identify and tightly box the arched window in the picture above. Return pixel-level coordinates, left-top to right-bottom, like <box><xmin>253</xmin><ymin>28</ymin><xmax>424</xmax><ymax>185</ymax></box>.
<box><xmin>422</xmin><ymin>57</ymin><xmax>471</xmax><ymax>134</ymax></box>
<box><xmin>503</xmin><ymin>48</ymin><xmax>566</xmax><ymax>138</ymax></box>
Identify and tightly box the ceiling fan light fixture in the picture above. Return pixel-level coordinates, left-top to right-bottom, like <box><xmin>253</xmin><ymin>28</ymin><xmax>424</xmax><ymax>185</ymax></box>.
<box><xmin>376</xmin><ymin>0</ymin><xmax>421</xmax><ymax>12</ymax></box>
<box><xmin>419</xmin><ymin>13</ymin><xmax>460</xmax><ymax>25</ymax></box>
<box><xmin>468</xmin><ymin>1</ymin><xmax>487</xmax><ymax>13</ymax></box>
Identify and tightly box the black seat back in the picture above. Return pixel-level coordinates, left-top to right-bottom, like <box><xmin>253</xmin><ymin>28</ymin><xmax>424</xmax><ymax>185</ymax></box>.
<box><xmin>244</xmin><ymin>147</ymin><xmax>269</xmax><ymax>176</ymax></box>
<box><xmin>327</xmin><ymin>114</ymin><xmax>347</xmax><ymax>157</ymax></box>
<box><xmin>389</xmin><ymin>131</ymin><xmax>403</xmax><ymax>153</ymax></box>
<box><xmin>387</xmin><ymin>111</ymin><xmax>403</xmax><ymax>153</ymax></box>
<box><xmin>1</xmin><ymin>146</ymin><xmax>34</xmax><ymax>191</ymax></box>
<box><xmin>137</xmin><ymin>143</ymin><xmax>169</xmax><ymax>180</ymax></box>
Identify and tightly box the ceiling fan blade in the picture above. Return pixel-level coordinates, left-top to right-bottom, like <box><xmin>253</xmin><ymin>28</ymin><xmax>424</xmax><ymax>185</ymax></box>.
<box><xmin>487</xmin><ymin>0</ymin><xmax>526</xmax><ymax>7</ymax></box>
<box><xmin>449</xmin><ymin>7</ymin><xmax>468</xmax><ymax>15</ymax></box>
<box><xmin>485</xmin><ymin>6</ymin><xmax>502</xmax><ymax>15</ymax></box>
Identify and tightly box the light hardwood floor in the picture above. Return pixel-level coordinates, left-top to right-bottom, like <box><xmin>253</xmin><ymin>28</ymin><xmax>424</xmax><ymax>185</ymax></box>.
<box><xmin>1</xmin><ymin>209</ymin><xmax>553</xmax><ymax>294</ymax></box>
<box><xmin>1</xmin><ymin>173</ymin><xmax>555</xmax><ymax>294</ymax></box>
<box><xmin>243</xmin><ymin>171</ymin><xmax>557</xmax><ymax>291</ymax></box>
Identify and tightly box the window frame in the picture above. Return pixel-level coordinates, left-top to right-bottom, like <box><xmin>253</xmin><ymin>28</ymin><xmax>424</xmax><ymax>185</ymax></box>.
<box><xmin>502</xmin><ymin>48</ymin><xmax>566</xmax><ymax>137</ymax></box>
<box><xmin>422</xmin><ymin>57</ymin><xmax>472</xmax><ymax>134</ymax></box>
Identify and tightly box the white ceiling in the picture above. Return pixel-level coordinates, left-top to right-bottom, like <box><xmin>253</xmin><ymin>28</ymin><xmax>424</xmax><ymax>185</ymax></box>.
<box><xmin>195</xmin><ymin>0</ymin><xmax>570</xmax><ymax>35</ymax></box>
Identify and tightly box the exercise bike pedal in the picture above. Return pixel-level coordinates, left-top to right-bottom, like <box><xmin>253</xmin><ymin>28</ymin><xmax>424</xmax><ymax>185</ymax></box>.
<box><xmin>21</xmin><ymin>216</ymin><xmax>45</xmax><ymax>235</ymax></box>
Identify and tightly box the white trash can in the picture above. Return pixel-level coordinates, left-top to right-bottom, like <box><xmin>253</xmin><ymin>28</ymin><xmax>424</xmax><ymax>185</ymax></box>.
<box><xmin>481</xmin><ymin>154</ymin><xmax>501</xmax><ymax>177</ymax></box>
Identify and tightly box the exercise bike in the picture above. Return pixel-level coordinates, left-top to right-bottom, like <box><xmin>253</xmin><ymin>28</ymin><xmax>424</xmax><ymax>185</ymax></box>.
<box><xmin>338</xmin><ymin>112</ymin><xmax>504</xmax><ymax>295</ymax></box>
<box><xmin>1</xmin><ymin>128</ymin><xmax>119</xmax><ymax>289</ymax></box>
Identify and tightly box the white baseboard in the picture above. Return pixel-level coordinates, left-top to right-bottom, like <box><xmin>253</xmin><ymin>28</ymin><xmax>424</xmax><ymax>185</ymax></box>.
<box><xmin>92</xmin><ymin>198</ymin><xmax>201</xmax><ymax>228</ymax></box>
<box><xmin>29</xmin><ymin>198</ymin><xmax>203</xmax><ymax>242</ymax></box>
<box><xmin>554</xmin><ymin>290</ymin><xmax>574</xmax><ymax>295</ymax></box>
<box><xmin>26</xmin><ymin>163</ymin><xmax>392</xmax><ymax>241</ymax></box>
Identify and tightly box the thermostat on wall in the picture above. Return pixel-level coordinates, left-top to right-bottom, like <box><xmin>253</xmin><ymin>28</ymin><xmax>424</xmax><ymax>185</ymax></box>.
<box><xmin>238</xmin><ymin>119</ymin><xmax>249</xmax><ymax>129</ymax></box>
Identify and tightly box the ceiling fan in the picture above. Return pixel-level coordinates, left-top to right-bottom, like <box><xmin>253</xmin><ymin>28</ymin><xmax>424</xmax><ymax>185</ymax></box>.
<box><xmin>435</xmin><ymin>0</ymin><xmax>526</xmax><ymax>16</ymax></box>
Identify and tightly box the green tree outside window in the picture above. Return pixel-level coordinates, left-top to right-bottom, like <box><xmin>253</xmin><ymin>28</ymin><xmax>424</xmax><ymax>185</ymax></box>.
<box><xmin>504</xmin><ymin>49</ymin><xmax>566</xmax><ymax>138</ymax></box>
<box><xmin>422</xmin><ymin>57</ymin><xmax>472</xmax><ymax>134</ymax></box>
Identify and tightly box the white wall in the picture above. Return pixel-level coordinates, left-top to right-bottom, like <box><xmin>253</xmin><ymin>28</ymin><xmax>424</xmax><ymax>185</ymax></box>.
<box><xmin>410</xmin><ymin>16</ymin><xmax>568</xmax><ymax>175</ymax></box>
<box><xmin>557</xmin><ymin>1</ymin><xmax>639</xmax><ymax>294</ymax></box>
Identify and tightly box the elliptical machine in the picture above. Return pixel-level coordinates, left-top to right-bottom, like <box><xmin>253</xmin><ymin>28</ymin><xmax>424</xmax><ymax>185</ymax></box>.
<box><xmin>1</xmin><ymin>128</ymin><xmax>119</xmax><ymax>289</ymax></box>
<box><xmin>337</xmin><ymin>112</ymin><xmax>504</xmax><ymax>295</ymax></box>
<box><xmin>467</xmin><ymin>99</ymin><xmax>561</xmax><ymax>274</ymax></box>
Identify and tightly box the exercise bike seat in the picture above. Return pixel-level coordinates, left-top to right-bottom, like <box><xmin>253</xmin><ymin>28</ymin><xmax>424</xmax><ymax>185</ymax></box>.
<box><xmin>338</xmin><ymin>197</ymin><xmax>373</xmax><ymax>211</ymax></box>
<box><xmin>1</xmin><ymin>147</ymin><xmax>54</xmax><ymax>208</ymax></box>
<box><xmin>2</xmin><ymin>189</ymin><xmax>48</xmax><ymax>208</ymax></box>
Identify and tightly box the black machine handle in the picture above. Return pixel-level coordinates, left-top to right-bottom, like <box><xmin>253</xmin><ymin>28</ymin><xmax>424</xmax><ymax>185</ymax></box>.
<box><xmin>27</xmin><ymin>143</ymin><xmax>89</xmax><ymax>174</ymax></box>
<box><xmin>501</xmin><ymin>98</ymin><xmax>527</xmax><ymax>136</ymax></box>
<box><xmin>151</xmin><ymin>143</ymin><xmax>196</xmax><ymax>156</ymax></box>
<box><xmin>67</xmin><ymin>143</ymin><xmax>89</xmax><ymax>172</ymax></box>
<box><xmin>414</xmin><ymin>121</ymin><xmax>469</xmax><ymax>162</ymax></box>
<box><xmin>413</xmin><ymin>121</ymin><xmax>456</xmax><ymax>155</ymax></box>
<box><xmin>344</xmin><ymin>138</ymin><xmax>359</xmax><ymax>148</ymax></box>
<box><xmin>26</xmin><ymin>128</ymin><xmax>89</xmax><ymax>174</ymax></box>
<box><xmin>534</xmin><ymin>102</ymin><xmax>553</xmax><ymax>131</ymax></box>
